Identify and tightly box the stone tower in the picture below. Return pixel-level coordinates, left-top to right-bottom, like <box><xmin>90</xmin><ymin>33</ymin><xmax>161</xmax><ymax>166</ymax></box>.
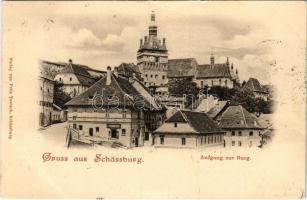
<box><xmin>137</xmin><ymin>11</ymin><xmax>168</xmax><ymax>87</ymax></box>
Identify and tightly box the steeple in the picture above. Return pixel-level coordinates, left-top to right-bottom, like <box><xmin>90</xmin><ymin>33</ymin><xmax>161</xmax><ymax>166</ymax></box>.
<box><xmin>149</xmin><ymin>11</ymin><xmax>157</xmax><ymax>36</ymax></box>
<box><xmin>226</xmin><ymin>57</ymin><xmax>229</xmax><ymax>66</ymax></box>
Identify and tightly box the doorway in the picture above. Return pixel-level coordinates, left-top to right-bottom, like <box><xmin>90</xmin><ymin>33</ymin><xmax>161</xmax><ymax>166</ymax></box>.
<box><xmin>135</xmin><ymin>137</ymin><xmax>139</xmax><ymax>147</ymax></box>
<box><xmin>111</xmin><ymin>129</ymin><xmax>118</xmax><ymax>139</ymax></box>
<box><xmin>89</xmin><ymin>128</ymin><xmax>93</xmax><ymax>136</ymax></box>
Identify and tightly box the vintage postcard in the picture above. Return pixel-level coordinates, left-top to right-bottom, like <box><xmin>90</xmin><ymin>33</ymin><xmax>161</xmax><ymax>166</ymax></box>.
<box><xmin>1</xmin><ymin>1</ymin><xmax>306</xmax><ymax>198</ymax></box>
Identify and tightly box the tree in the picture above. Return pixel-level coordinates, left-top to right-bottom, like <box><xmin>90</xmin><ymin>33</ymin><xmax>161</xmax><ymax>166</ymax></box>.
<box><xmin>53</xmin><ymin>81</ymin><xmax>71</xmax><ymax>109</ymax></box>
<box><xmin>168</xmin><ymin>78</ymin><xmax>200</xmax><ymax>107</ymax></box>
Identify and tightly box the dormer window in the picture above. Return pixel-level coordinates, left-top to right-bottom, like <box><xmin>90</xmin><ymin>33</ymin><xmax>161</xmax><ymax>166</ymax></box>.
<box><xmin>59</xmin><ymin>77</ymin><xmax>62</xmax><ymax>81</ymax></box>
<box><xmin>174</xmin><ymin>123</ymin><xmax>177</xmax><ymax>127</ymax></box>
<box><xmin>70</xmin><ymin>77</ymin><xmax>72</xmax><ymax>81</ymax></box>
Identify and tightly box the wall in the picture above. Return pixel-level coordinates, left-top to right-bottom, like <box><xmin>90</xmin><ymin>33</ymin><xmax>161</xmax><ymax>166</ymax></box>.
<box><xmin>39</xmin><ymin>77</ymin><xmax>54</xmax><ymax>126</ymax></box>
<box><xmin>67</xmin><ymin>107</ymin><xmax>145</xmax><ymax>148</ymax></box>
<box><xmin>224</xmin><ymin>129</ymin><xmax>263</xmax><ymax>148</ymax></box>
<box><xmin>194</xmin><ymin>77</ymin><xmax>234</xmax><ymax>88</ymax></box>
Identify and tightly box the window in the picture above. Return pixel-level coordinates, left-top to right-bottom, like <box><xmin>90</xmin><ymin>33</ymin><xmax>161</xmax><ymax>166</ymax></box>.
<box><xmin>249</xmin><ymin>131</ymin><xmax>253</xmax><ymax>136</ymax></box>
<box><xmin>160</xmin><ymin>135</ymin><xmax>164</xmax><ymax>145</ymax></box>
<box><xmin>212</xmin><ymin>80</ymin><xmax>214</xmax><ymax>86</ymax></box>
<box><xmin>40</xmin><ymin>87</ymin><xmax>42</xmax><ymax>91</ymax></box>
<box><xmin>96</xmin><ymin>127</ymin><xmax>99</xmax><ymax>133</ymax></box>
<box><xmin>73</xmin><ymin>124</ymin><xmax>77</xmax><ymax>129</ymax></box>
<box><xmin>155</xmin><ymin>57</ymin><xmax>159</xmax><ymax>62</ymax></box>
<box><xmin>201</xmin><ymin>81</ymin><xmax>204</xmax><ymax>88</ymax></box>
<box><xmin>145</xmin><ymin>74</ymin><xmax>148</xmax><ymax>77</ymax></box>
<box><xmin>232</xmin><ymin>141</ymin><xmax>235</xmax><ymax>146</ymax></box>
<box><xmin>122</xmin><ymin>129</ymin><xmax>126</xmax><ymax>136</ymax></box>
<box><xmin>201</xmin><ymin>137</ymin><xmax>203</xmax><ymax>144</ymax></box>
<box><xmin>219</xmin><ymin>79</ymin><xmax>222</xmax><ymax>85</ymax></box>
<box><xmin>174</xmin><ymin>123</ymin><xmax>177</xmax><ymax>127</ymax></box>
<box><xmin>155</xmin><ymin>75</ymin><xmax>158</xmax><ymax>78</ymax></box>
<box><xmin>150</xmin><ymin>75</ymin><xmax>153</xmax><ymax>78</ymax></box>
<box><xmin>204</xmin><ymin>137</ymin><xmax>207</xmax><ymax>144</ymax></box>
<box><xmin>238</xmin><ymin>141</ymin><xmax>242</xmax><ymax>146</ymax></box>
<box><xmin>162</xmin><ymin>75</ymin><xmax>165</xmax><ymax>79</ymax></box>
<box><xmin>182</xmin><ymin>138</ymin><xmax>186</xmax><ymax>145</ymax></box>
<box><xmin>231</xmin><ymin>131</ymin><xmax>235</xmax><ymax>136</ymax></box>
<box><xmin>225</xmin><ymin>80</ymin><xmax>227</xmax><ymax>86</ymax></box>
<box><xmin>47</xmin><ymin>89</ymin><xmax>49</xmax><ymax>93</ymax></box>
<box><xmin>73</xmin><ymin>116</ymin><xmax>77</xmax><ymax>120</ymax></box>
<box><xmin>70</xmin><ymin>77</ymin><xmax>72</xmax><ymax>81</ymax></box>
<box><xmin>79</xmin><ymin>125</ymin><xmax>83</xmax><ymax>130</ymax></box>
<box><xmin>238</xmin><ymin>131</ymin><xmax>242</xmax><ymax>136</ymax></box>
<box><xmin>106</xmin><ymin>112</ymin><xmax>109</xmax><ymax>118</ymax></box>
<box><xmin>214</xmin><ymin>136</ymin><xmax>216</xmax><ymax>143</ymax></box>
<box><xmin>123</xmin><ymin>110</ymin><xmax>126</xmax><ymax>118</ymax></box>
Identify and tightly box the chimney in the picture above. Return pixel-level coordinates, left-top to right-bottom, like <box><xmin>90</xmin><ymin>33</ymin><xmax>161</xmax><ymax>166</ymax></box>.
<box><xmin>106</xmin><ymin>66</ymin><xmax>112</xmax><ymax>85</ymax></box>
<box><xmin>114</xmin><ymin>67</ymin><xmax>118</xmax><ymax>77</ymax></box>
<box><xmin>140</xmin><ymin>39</ymin><xmax>143</xmax><ymax>47</ymax></box>
<box><xmin>68</xmin><ymin>59</ymin><xmax>73</xmax><ymax>64</ymax></box>
<box><xmin>210</xmin><ymin>52</ymin><xmax>214</xmax><ymax>69</ymax></box>
<box><xmin>144</xmin><ymin>36</ymin><xmax>148</xmax><ymax>42</ymax></box>
<box><xmin>231</xmin><ymin>63</ymin><xmax>234</xmax><ymax>70</ymax></box>
<box><xmin>163</xmin><ymin>38</ymin><xmax>166</xmax><ymax>45</ymax></box>
<box><xmin>226</xmin><ymin>57</ymin><xmax>229</xmax><ymax>66</ymax></box>
<box><xmin>236</xmin><ymin>69</ymin><xmax>238</xmax><ymax>74</ymax></box>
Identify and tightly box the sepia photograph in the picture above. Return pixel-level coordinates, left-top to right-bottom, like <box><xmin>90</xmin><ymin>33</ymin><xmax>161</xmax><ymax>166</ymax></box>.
<box><xmin>1</xmin><ymin>1</ymin><xmax>306</xmax><ymax>198</ymax></box>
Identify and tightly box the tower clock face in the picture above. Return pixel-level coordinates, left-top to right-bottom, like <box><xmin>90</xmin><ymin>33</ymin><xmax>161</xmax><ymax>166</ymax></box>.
<box><xmin>150</xmin><ymin>56</ymin><xmax>155</xmax><ymax>62</ymax></box>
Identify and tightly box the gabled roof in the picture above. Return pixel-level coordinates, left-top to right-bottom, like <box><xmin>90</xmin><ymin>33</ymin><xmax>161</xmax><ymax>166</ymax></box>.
<box><xmin>163</xmin><ymin>110</ymin><xmax>223</xmax><ymax>134</ymax></box>
<box><xmin>206</xmin><ymin>101</ymin><xmax>229</xmax><ymax>119</ymax></box>
<box><xmin>117</xmin><ymin>63</ymin><xmax>141</xmax><ymax>78</ymax></box>
<box><xmin>242</xmin><ymin>78</ymin><xmax>268</xmax><ymax>94</ymax></box>
<box><xmin>196</xmin><ymin>63</ymin><xmax>232</xmax><ymax>79</ymax></box>
<box><xmin>167</xmin><ymin>58</ymin><xmax>198</xmax><ymax>78</ymax></box>
<box><xmin>65</xmin><ymin>74</ymin><xmax>161</xmax><ymax>110</ymax></box>
<box><xmin>60</xmin><ymin>63</ymin><xmax>96</xmax><ymax>86</ymax></box>
<box><xmin>219</xmin><ymin>105</ymin><xmax>264</xmax><ymax>129</ymax></box>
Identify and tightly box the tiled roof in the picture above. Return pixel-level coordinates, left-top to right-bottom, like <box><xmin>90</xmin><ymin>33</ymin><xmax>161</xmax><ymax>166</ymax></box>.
<box><xmin>61</xmin><ymin>63</ymin><xmax>96</xmax><ymax>86</ymax></box>
<box><xmin>65</xmin><ymin>74</ymin><xmax>161</xmax><ymax>110</ymax></box>
<box><xmin>165</xmin><ymin>110</ymin><xmax>223</xmax><ymax>134</ymax></box>
<box><xmin>206</xmin><ymin>101</ymin><xmax>229</xmax><ymax>119</ymax></box>
<box><xmin>196</xmin><ymin>63</ymin><xmax>232</xmax><ymax>78</ymax></box>
<box><xmin>242</xmin><ymin>78</ymin><xmax>268</xmax><ymax>94</ymax></box>
<box><xmin>167</xmin><ymin>58</ymin><xmax>198</xmax><ymax>78</ymax></box>
<box><xmin>117</xmin><ymin>63</ymin><xmax>141</xmax><ymax>78</ymax></box>
<box><xmin>219</xmin><ymin>105</ymin><xmax>264</xmax><ymax>129</ymax></box>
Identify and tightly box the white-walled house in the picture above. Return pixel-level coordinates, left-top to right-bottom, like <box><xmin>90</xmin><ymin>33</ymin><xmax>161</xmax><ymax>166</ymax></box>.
<box><xmin>153</xmin><ymin>110</ymin><xmax>225</xmax><ymax>148</ymax></box>
<box><xmin>218</xmin><ymin>105</ymin><xmax>265</xmax><ymax>148</ymax></box>
<box><xmin>65</xmin><ymin>67</ymin><xmax>166</xmax><ymax>148</ymax></box>
<box><xmin>54</xmin><ymin>60</ymin><xmax>97</xmax><ymax>98</ymax></box>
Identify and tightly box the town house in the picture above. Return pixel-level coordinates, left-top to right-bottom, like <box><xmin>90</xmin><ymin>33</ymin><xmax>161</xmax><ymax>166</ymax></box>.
<box><xmin>65</xmin><ymin>67</ymin><xmax>166</xmax><ymax>148</ymax></box>
<box><xmin>153</xmin><ymin>110</ymin><xmax>225</xmax><ymax>148</ymax></box>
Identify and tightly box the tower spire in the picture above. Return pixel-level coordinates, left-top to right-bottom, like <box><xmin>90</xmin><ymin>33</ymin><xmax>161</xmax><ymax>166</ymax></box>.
<box><xmin>210</xmin><ymin>51</ymin><xmax>215</xmax><ymax>68</ymax></box>
<box><xmin>149</xmin><ymin>11</ymin><xmax>158</xmax><ymax>36</ymax></box>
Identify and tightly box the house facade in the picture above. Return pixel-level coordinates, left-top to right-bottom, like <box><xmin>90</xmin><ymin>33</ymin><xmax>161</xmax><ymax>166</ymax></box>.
<box><xmin>65</xmin><ymin>67</ymin><xmax>166</xmax><ymax>148</ymax></box>
<box><xmin>153</xmin><ymin>110</ymin><xmax>225</xmax><ymax>148</ymax></box>
<box><xmin>54</xmin><ymin>59</ymin><xmax>98</xmax><ymax>98</ymax></box>
<box><xmin>218</xmin><ymin>105</ymin><xmax>265</xmax><ymax>148</ymax></box>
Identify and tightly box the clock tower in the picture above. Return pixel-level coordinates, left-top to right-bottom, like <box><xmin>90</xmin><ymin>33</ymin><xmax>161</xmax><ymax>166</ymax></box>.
<box><xmin>137</xmin><ymin>11</ymin><xmax>168</xmax><ymax>87</ymax></box>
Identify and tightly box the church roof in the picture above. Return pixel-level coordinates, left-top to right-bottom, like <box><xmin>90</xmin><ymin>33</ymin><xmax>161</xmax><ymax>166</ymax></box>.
<box><xmin>242</xmin><ymin>78</ymin><xmax>268</xmax><ymax>94</ymax></box>
<box><xmin>60</xmin><ymin>63</ymin><xmax>96</xmax><ymax>86</ymax></box>
<box><xmin>167</xmin><ymin>58</ymin><xmax>198</xmax><ymax>78</ymax></box>
<box><xmin>65</xmin><ymin>74</ymin><xmax>161</xmax><ymax>110</ymax></box>
<box><xmin>218</xmin><ymin>105</ymin><xmax>264</xmax><ymax>129</ymax></box>
<box><xmin>157</xmin><ymin>110</ymin><xmax>223</xmax><ymax>134</ymax></box>
<box><xmin>196</xmin><ymin>63</ymin><xmax>232</xmax><ymax>79</ymax></box>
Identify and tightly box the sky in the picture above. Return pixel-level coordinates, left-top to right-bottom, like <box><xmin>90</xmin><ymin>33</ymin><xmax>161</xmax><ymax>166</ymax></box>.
<box><xmin>4</xmin><ymin>1</ymin><xmax>305</xmax><ymax>84</ymax></box>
